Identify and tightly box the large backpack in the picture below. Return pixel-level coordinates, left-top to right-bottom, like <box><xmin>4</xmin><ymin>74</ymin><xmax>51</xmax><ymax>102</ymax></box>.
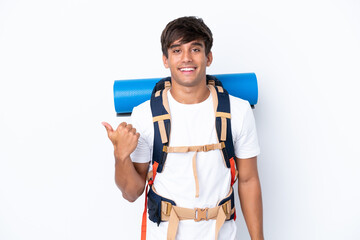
<box><xmin>141</xmin><ymin>75</ymin><xmax>238</xmax><ymax>240</ymax></box>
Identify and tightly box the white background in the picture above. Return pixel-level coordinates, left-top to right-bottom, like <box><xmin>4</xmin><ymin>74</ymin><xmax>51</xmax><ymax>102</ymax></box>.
<box><xmin>1</xmin><ymin>0</ymin><xmax>359</xmax><ymax>239</ymax></box>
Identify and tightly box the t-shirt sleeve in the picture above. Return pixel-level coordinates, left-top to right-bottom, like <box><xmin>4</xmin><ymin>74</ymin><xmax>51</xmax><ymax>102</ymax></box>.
<box><xmin>129</xmin><ymin>102</ymin><xmax>152</xmax><ymax>163</ymax></box>
<box><xmin>231</xmin><ymin>97</ymin><xmax>260</xmax><ymax>159</ymax></box>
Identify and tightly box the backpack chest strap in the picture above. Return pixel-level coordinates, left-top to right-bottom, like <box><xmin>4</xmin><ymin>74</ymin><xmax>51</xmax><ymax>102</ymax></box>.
<box><xmin>163</xmin><ymin>142</ymin><xmax>225</xmax><ymax>198</ymax></box>
<box><xmin>163</xmin><ymin>142</ymin><xmax>225</xmax><ymax>153</ymax></box>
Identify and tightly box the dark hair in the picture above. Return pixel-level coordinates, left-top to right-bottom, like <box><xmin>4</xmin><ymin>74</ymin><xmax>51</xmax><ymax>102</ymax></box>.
<box><xmin>161</xmin><ymin>16</ymin><xmax>213</xmax><ymax>58</ymax></box>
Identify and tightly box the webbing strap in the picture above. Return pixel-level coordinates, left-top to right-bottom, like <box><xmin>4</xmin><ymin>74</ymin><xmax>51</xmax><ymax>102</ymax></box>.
<box><xmin>167</xmin><ymin>208</ymin><xmax>179</xmax><ymax>240</ymax></box>
<box><xmin>141</xmin><ymin>162</ymin><xmax>159</xmax><ymax>240</ymax></box>
<box><xmin>141</xmin><ymin>184</ymin><xmax>149</xmax><ymax>240</ymax></box>
<box><xmin>148</xmin><ymin>162</ymin><xmax>159</xmax><ymax>185</ymax></box>
<box><xmin>163</xmin><ymin>142</ymin><xmax>225</xmax><ymax>153</ymax></box>
<box><xmin>153</xmin><ymin>114</ymin><xmax>171</xmax><ymax>144</ymax></box>
<box><xmin>215</xmin><ymin>207</ymin><xmax>227</xmax><ymax>240</ymax></box>
<box><xmin>215</xmin><ymin>112</ymin><xmax>231</xmax><ymax>141</ymax></box>
<box><xmin>215</xmin><ymin>112</ymin><xmax>231</xmax><ymax>118</ymax></box>
<box><xmin>160</xmin><ymin>201</ymin><xmax>234</xmax><ymax>221</ymax></box>
<box><xmin>152</xmin><ymin>114</ymin><xmax>171</xmax><ymax>122</ymax></box>
<box><xmin>216</xmin><ymin>85</ymin><xmax>224</xmax><ymax>93</ymax></box>
<box><xmin>221</xmin><ymin>117</ymin><xmax>227</xmax><ymax>141</ymax></box>
<box><xmin>192</xmin><ymin>151</ymin><xmax>199</xmax><ymax>198</ymax></box>
<box><xmin>229</xmin><ymin>157</ymin><xmax>238</xmax><ymax>186</ymax></box>
<box><xmin>158</xmin><ymin>120</ymin><xmax>168</xmax><ymax>144</ymax></box>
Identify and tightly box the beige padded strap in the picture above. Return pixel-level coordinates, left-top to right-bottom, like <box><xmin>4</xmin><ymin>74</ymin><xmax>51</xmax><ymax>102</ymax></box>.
<box><xmin>208</xmin><ymin>84</ymin><xmax>228</xmax><ymax>166</ymax></box>
<box><xmin>162</xmin><ymin>87</ymin><xmax>171</xmax><ymax>113</ymax></box>
<box><xmin>208</xmin><ymin>85</ymin><xmax>218</xmax><ymax>113</ymax></box>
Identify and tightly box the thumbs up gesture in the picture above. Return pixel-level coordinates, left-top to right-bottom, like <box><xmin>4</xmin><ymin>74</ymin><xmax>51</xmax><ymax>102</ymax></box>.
<box><xmin>102</xmin><ymin>122</ymin><xmax>140</xmax><ymax>162</ymax></box>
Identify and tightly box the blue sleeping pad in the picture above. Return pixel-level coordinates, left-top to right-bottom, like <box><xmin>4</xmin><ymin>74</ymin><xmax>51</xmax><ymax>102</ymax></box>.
<box><xmin>113</xmin><ymin>73</ymin><xmax>258</xmax><ymax>115</ymax></box>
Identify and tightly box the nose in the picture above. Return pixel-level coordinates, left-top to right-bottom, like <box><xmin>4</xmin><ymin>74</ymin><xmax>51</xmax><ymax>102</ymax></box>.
<box><xmin>181</xmin><ymin>50</ymin><xmax>192</xmax><ymax>62</ymax></box>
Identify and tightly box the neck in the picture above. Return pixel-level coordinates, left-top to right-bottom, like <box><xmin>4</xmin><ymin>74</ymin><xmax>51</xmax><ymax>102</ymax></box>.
<box><xmin>170</xmin><ymin>80</ymin><xmax>210</xmax><ymax>104</ymax></box>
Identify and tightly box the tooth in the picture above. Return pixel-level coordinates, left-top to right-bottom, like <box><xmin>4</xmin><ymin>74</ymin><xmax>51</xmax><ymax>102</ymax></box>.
<box><xmin>181</xmin><ymin>68</ymin><xmax>194</xmax><ymax>71</ymax></box>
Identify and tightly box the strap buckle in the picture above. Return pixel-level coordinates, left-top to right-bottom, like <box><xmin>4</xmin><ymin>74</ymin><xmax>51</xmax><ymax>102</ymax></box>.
<box><xmin>163</xmin><ymin>145</ymin><xmax>168</xmax><ymax>152</ymax></box>
<box><xmin>221</xmin><ymin>200</ymin><xmax>231</xmax><ymax>215</ymax></box>
<box><xmin>162</xmin><ymin>201</ymin><xmax>172</xmax><ymax>216</ymax></box>
<box><xmin>202</xmin><ymin>145</ymin><xmax>209</xmax><ymax>152</ymax></box>
<box><xmin>164</xmin><ymin>81</ymin><xmax>171</xmax><ymax>88</ymax></box>
<box><xmin>195</xmin><ymin>208</ymin><xmax>209</xmax><ymax>222</ymax></box>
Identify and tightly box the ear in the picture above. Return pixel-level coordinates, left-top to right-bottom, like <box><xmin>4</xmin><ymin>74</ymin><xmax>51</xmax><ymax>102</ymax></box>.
<box><xmin>206</xmin><ymin>51</ymin><xmax>213</xmax><ymax>67</ymax></box>
<box><xmin>162</xmin><ymin>55</ymin><xmax>169</xmax><ymax>68</ymax></box>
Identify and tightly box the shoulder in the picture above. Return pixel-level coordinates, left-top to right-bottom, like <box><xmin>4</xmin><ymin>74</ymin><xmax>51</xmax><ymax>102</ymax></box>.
<box><xmin>228</xmin><ymin>94</ymin><xmax>256</xmax><ymax>138</ymax></box>
<box><xmin>228</xmin><ymin>95</ymin><xmax>260</xmax><ymax>158</ymax></box>
<box><xmin>132</xmin><ymin>100</ymin><xmax>151</xmax><ymax>116</ymax></box>
<box><xmin>130</xmin><ymin>100</ymin><xmax>153</xmax><ymax>136</ymax></box>
<box><xmin>229</xmin><ymin>95</ymin><xmax>252</xmax><ymax>120</ymax></box>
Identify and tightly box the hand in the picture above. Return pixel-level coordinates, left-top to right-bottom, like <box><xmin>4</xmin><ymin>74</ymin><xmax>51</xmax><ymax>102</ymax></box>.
<box><xmin>102</xmin><ymin>122</ymin><xmax>140</xmax><ymax>161</ymax></box>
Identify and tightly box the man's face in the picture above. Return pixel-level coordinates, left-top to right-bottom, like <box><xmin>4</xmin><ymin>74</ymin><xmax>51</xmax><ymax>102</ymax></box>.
<box><xmin>163</xmin><ymin>39</ymin><xmax>213</xmax><ymax>88</ymax></box>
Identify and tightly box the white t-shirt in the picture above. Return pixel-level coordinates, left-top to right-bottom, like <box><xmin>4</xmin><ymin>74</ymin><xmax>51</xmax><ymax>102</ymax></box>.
<box><xmin>130</xmin><ymin>89</ymin><xmax>260</xmax><ymax>240</ymax></box>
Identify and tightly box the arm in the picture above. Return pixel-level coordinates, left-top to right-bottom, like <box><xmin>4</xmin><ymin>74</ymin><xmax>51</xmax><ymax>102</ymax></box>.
<box><xmin>236</xmin><ymin>156</ymin><xmax>264</xmax><ymax>240</ymax></box>
<box><xmin>102</xmin><ymin>122</ymin><xmax>149</xmax><ymax>202</ymax></box>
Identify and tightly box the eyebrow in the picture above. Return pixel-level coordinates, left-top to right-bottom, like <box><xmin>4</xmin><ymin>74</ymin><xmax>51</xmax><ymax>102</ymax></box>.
<box><xmin>169</xmin><ymin>41</ymin><xmax>204</xmax><ymax>49</ymax></box>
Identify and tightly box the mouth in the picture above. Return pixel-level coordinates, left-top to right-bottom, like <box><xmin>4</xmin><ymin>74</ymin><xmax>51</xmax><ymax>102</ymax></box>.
<box><xmin>179</xmin><ymin>67</ymin><xmax>196</xmax><ymax>72</ymax></box>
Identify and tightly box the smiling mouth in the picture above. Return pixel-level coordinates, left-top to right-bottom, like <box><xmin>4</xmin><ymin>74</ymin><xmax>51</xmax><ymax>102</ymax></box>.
<box><xmin>179</xmin><ymin>67</ymin><xmax>196</xmax><ymax>72</ymax></box>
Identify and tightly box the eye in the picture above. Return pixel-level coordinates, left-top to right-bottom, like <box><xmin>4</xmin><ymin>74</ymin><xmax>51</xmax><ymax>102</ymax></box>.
<box><xmin>192</xmin><ymin>48</ymin><xmax>201</xmax><ymax>52</ymax></box>
<box><xmin>172</xmin><ymin>49</ymin><xmax>181</xmax><ymax>54</ymax></box>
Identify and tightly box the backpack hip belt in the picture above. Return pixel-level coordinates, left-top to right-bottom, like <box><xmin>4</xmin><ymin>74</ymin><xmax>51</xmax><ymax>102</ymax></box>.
<box><xmin>147</xmin><ymin>184</ymin><xmax>236</xmax><ymax>240</ymax></box>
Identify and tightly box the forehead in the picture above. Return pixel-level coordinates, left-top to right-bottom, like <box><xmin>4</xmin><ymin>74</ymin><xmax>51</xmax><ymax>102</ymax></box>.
<box><xmin>169</xmin><ymin>39</ymin><xmax>205</xmax><ymax>47</ymax></box>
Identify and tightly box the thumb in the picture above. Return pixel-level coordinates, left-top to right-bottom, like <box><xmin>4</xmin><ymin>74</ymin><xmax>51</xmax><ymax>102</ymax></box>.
<box><xmin>101</xmin><ymin>122</ymin><xmax>114</xmax><ymax>134</ymax></box>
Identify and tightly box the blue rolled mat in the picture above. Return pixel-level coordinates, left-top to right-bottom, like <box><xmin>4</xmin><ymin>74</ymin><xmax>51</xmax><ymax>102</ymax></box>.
<box><xmin>114</xmin><ymin>73</ymin><xmax>258</xmax><ymax>115</ymax></box>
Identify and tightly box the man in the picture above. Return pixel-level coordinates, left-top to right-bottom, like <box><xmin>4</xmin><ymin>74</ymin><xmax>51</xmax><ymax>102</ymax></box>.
<box><xmin>102</xmin><ymin>16</ymin><xmax>264</xmax><ymax>240</ymax></box>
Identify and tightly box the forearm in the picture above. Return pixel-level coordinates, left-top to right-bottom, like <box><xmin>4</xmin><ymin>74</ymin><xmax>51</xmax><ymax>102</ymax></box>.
<box><xmin>238</xmin><ymin>177</ymin><xmax>264</xmax><ymax>240</ymax></box>
<box><xmin>114</xmin><ymin>153</ymin><xmax>146</xmax><ymax>202</ymax></box>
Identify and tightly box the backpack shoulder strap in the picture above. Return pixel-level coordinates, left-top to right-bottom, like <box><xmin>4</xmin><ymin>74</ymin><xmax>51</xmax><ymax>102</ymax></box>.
<box><xmin>207</xmin><ymin>75</ymin><xmax>237</xmax><ymax>185</ymax></box>
<box><xmin>150</xmin><ymin>77</ymin><xmax>172</xmax><ymax>174</ymax></box>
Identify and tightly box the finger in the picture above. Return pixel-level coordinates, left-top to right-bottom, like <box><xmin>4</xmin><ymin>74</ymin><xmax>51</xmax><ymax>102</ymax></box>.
<box><xmin>116</xmin><ymin>122</ymin><xmax>127</xmax><ymax>131</ymax></box>
<box><xmin>101</xmin><ymin>122</ymin><xmax>114</xmax><ymax>133</ymax></box>
<box><xmin>130</xmin><ymin>127</ymin><xmax>137</xmax><ymax>134</ymax></box>
<box><xmin>126</xmin><ymin>124</ymin><xmax>133</xmax><ymax>131</ymax></box>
